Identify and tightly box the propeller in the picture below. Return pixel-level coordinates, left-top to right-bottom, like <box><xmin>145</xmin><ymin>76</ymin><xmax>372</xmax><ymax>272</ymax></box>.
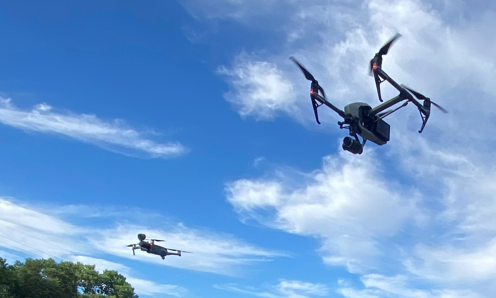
<box><xmin>127</xmin><ymin>244</ymin><xmax>138</xmax><ymax>256</ymax></box>
<box><xmin>150</xmin><ymin>239</ymin><xmax>165</xmax><ymax>242</ymax></box>
<box><xmin>402</xmin><ymin>85</ymin><xmax>448</xmax><ymax>113</ymax></box>
<box><xmin>290</xmin><ymin>56</ymin><xmax>326</xmax><ymax>124</ymax></box>
<box><xmin>168</xmin><ymin>248</ymin><xmax>192</xmax><ymax>253</ymax></box>
<box><xmin>369</xmin><ymin>33</ymin><xmax>402</xmax><ymax>75</ymax></box>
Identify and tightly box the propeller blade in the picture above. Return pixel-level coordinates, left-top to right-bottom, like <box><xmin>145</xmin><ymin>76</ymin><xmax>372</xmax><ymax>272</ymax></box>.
<box><xmin>403</xmin><ymin>85</ymin><xmax>448</xmax><ymax>113</ymax></box>
<box><xmin>150</xmin><ymin>239</ymin><xmax>165</xmax><ymax>242</ymax></box>
<box><xmin>378</xmin><ymin>33</ymin><xmax>401</xmax><ymax>56</ymax></box>
<box><xmin>126</xmin><ymin>244</ymin><xmax>136</xmax><ymax>247</ymax></box>
<box><xmin>318</xmin><ymin>85</ymin><xmax>326</xmax><ymax>99</ymax></box>
<box><xmin>167</xmin><ymin>248</ymin><xmax>192</xmax><ymax>253</ymax></box>
<box><xmin>290</xmin><ymin>57</ymin><xmax>315</xmax><ymax>81</ymax></box>
<box><xmin>403</xmin><ymin>85</ymin><xmax>427</xmax><ymax>100</ymax></box>
<box><xmin>431</xmin><ymin>101</ymin><xmax>448</xmax><ymax>113</ymax></box>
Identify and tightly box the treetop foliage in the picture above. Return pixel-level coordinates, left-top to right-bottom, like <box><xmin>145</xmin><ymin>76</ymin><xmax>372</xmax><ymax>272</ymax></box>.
<box><xmin>0</xmin><ymin>256</ymin><xmax>138</xmax><ymax>298</ymax></box>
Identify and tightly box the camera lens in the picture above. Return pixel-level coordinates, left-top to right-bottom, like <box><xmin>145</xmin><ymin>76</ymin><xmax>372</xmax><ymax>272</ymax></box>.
<box><xmin>342</xmin><ymin>137</ymin><xmax>363</xmax><ymax>154</ymax></box>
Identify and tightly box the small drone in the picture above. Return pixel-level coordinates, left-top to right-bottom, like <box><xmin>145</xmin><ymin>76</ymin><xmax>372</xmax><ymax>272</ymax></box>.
<box><xmin>291</xmin><ymin>33</ymin><xmax>447</xmax><ymax>154</ymax></box>
<box><xmin>126</xmin><ymin>233</ymin><xmax>192</xmax><ymax>260</ymax></box>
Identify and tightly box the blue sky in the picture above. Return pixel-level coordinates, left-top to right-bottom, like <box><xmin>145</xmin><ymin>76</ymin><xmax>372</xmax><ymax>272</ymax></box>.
<box><xmin>1</xmin><ymin>0</ymin><xmax>496</xmax><ymax>297</ymax></box>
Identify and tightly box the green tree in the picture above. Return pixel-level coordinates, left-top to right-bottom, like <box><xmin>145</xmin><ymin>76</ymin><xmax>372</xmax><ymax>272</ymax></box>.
<box><xmin>12</xmin><ymin>258</ymin><xmax>78</xmax><ymax>298</ymax></box>
<box><xmin>74</xmin><ymin>263</ymin><xmax>100</xmax><ymax>295</ymax></box>
<box><xmin>0</xmin><ymin>256</ymin><xmax>138</xmax><ymax>298</ymax></box>
<box><xmin>0</xmin><ymin>258</ymin><xmax>15</xmax><ymax>298</ymax></box>
<box><xmin>97</xmin><ymin>270</ymin><xmax>137</xmax><ymax>298</ymax></box>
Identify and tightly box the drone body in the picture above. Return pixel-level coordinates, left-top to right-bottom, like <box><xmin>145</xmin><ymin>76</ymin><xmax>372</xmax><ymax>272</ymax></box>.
<box><xmin>291</xmin><ymin>33</ymin><xmax>447</xmax><ymax>154</ymax></box>
<box><xmin>340</xmin><ymin>102</ymin><xmax>391</xmax><ymax>154</ymax></box>
<box><xmin>126</xmin><ymin>233</ymin><xmax>191</xmax><ymax>260</ymax></box>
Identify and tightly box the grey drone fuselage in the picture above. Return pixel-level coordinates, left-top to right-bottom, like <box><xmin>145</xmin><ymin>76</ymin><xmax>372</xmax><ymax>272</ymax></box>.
<box><xmin>343</xmin><ymin>102</ymin><xmax>390</xmax><ymax>146</ymax></box>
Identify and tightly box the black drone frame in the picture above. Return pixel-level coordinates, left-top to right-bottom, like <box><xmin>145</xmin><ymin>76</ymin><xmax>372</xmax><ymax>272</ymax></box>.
<box><xmin>128</xmin><ymin>238</ymin><xmax>165</xmax><ymax>256</ymax></box>
<box><xmin>291</xmin><ymin>33</ymin><xmax>447</xmax><ymax>152</ymax></box>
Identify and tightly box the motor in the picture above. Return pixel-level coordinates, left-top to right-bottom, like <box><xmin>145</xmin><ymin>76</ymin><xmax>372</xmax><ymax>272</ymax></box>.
<box><xmin>342</xmin><ymin>136</ymin><xmax>363</xmax><ymax>154</ymax></box>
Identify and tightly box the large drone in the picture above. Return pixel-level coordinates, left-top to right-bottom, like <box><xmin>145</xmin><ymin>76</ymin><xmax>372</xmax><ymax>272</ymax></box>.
<box><xmin>127</xmin><ymin>234</ymin><xmax>192</xmax><ymax>260</ymax></box>
<box><xmin>291</xmin><ymin>33</ymin><xmax>447</xmax><ymax>154</ymax></box>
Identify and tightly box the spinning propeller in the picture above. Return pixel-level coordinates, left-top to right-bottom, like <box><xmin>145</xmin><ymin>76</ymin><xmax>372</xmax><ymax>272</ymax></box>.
<box><xmin>126</xmin><ymin>243</ymin><xmax>139</xmax><ymax>255</ymax></box>
<box><xmin>168</xmin><ymin>248</ymin><xmax>192</xmax><ymax>254</ymax></box>
<box><xmin>290</xmin><ymin>57</ymin><xmax>326</xmax><ymax>124</ymax></box>
<box><xmin>402</xmin><ymin>85</ymin><xmax>448</xmax><ymax>133</ymax></box>
<box><xmin>402</xmin><ymin>85</ymin><xmax>448</xmax><ymax>113</ymax></box>
<box><xmin>369</xmin><ymin>33</ymin><xmax>402</xmax><ymax>102</ymax></box>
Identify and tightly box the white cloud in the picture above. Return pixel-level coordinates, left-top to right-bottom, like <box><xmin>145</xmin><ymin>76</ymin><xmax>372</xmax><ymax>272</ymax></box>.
<box><xmin>277</xmin><ymin>280</ymin><xmax>329</xmax><ymax>298</ymax></box>
<box><xmin>218</xmin><ymin>53</ymin><xmax>298</xmax><ymax>121</ymax></box>
<box><xmin>406</xmin><ymin>241</ymin><xmax>496</xmax><ymax>283</ymax></box>
<box><xmin>0</xmin><ymin>198</ymin><xmax>89</xmax><ymax>258</ymax></box>
<box><xmin>0</xmin><ymin>198</ymin><xmax>81</xmax><ymax>235</ymax></box>
<box><xmin>0</xmin><ymin>197</ymin><xmax>285</xmax><ymax>277</ymax></box>
<box><xmin>192</xmin><ymin>0</ymin><xmax>496</xmax><ymax>294</ymax></box>
<box><xmin>0</xmin><ymin>97</ymin><xmax>188</xmax><ymax>158</ymax></box>
<box><xmin>337</xmin><ymin>274</ymin><xmax>485</xmax><ymax>298</ymax></box>
<box><xmin>193</xmin><ymin>0</ymin><xmax>496</xmax><ymax>136</ymax></box>
<box><xmin>177</xmin><ymin>0</ymin><xmax>283</xmax><ymax>21</ymax></box>
<box><xmin>215</xmin><ymin>279</ymin><xmax>328</xmax><ymax>298</ymax></box>
<box><xmin>226</xmin><ymin>151</ymin><xmax>424</xmax><ymax>273</ymax></box>
<box><xmin>88</xmin><ymin>223</ymin><xmax>287</xmax><ymax>276</ymax></box>
<box><xmin>71</xmin><ymin>256</ymin><xmax>187</xmax><ymax>298</ymax></box>
<box><xmin>0</xmin><ymin>249</ymin><xmax>24</xmax><ymax>264</ymax></box>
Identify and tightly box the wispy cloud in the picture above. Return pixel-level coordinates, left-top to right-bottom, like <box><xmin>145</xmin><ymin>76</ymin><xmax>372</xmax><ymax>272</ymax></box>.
<box><xmin>88</xmin><ymin>223</ymin><xmax>288</xmax><ymax>276</ymax></box>
<box><xmin>0</xmin><ymin>197</ymin><xmax>286</xmax><ymax>276</ymax></box>
<box><xmin>187</xmin><ymin>0</ymin><xmax>496</xmax><ymax>290</ymax></box>
<box><xmin>0</xmin><ymin>97</ymin><xmax>188</xmax><ymax>158</ymax></box>
<box><xmin>217</xmin><ymin>52</ymin><xmax>298</xmax><ymax>121</ymax></box>
<box><xmin>215</xmin><ymin>279</ymin><xmax>328</xmax><ymax>298</ymax></box>
<box><xmin>226</xmin><ymin>150</ymin><xmax>425</xmax><ymax>274</ymax></box>
<box><xmin>0</xmin><ymin>249</ymin><xmax>24</xmax><ymax>264</ymax></box>
<box><xmin>177</xmin><ymin>0</ymin><xmax>283</xmax><ymax>22</ymax></box>
<box><xmin>337</xmin><ymin>274</ymin><xmax>485</xmax><ymax>298</ymax></box>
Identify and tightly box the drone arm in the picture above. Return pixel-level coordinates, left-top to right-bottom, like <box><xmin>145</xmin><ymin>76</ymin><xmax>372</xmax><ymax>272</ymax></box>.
<box><xmin>369</xmin><ymin>94</ymin><xmax>407</xmax><ymax>116</ymax></box>
<box><xmin>376</xmin><ymin>101</ymin><xmax>409</xmax><ymax>120</ymax></box>
<box><xmin>370</xmin><ymin>87</ymin><xmax>427</xmax><ymax>116</ymax></box>
<box><xmin>375</xmin><ymin>68</ymin><xmax>404</xmax><ymax>93</ymax></box>
<box><xmin>313</xmin><ymin>94</ymin><xmax>346</xmax><ymax>119</ymax></box>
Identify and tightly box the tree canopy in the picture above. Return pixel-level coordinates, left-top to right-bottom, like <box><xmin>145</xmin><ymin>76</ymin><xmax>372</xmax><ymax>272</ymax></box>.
<box><xmin>0</xmin><ymin>256</ymin><xmax>138</xmax><ymax>298</ymax></box>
